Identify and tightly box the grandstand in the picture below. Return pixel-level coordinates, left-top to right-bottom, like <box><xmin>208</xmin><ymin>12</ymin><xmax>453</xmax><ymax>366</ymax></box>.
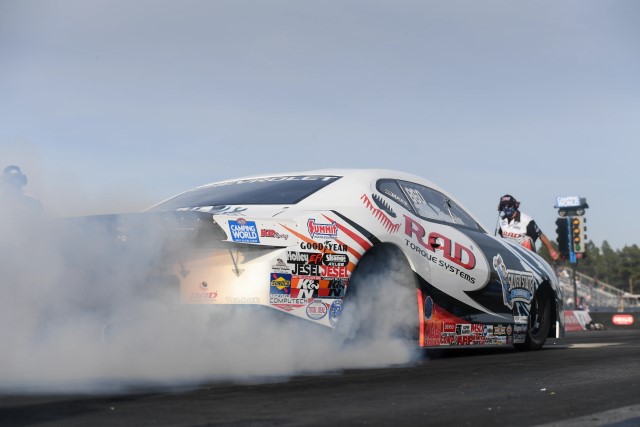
<box><xmin>557</xmin><ymin>268</ymin><xmax>640</xmax><ymax>312</ymax></box>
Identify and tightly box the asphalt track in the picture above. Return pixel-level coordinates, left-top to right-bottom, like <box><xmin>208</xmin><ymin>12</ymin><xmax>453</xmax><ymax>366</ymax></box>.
<box><xmin>1</xmin><ymin>330</ymin><xmax>639</xmax><ymax>427</ymax></box>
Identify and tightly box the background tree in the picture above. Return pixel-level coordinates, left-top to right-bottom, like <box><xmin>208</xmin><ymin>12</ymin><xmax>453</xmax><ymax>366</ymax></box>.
<box><xmin>619</xmin><ymin>244</ymin><xmax>640</xmax><ymax>294</ymax></box>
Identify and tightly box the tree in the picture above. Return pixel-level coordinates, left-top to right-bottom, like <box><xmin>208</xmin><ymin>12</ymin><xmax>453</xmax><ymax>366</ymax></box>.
<box><xmin>619</xmin><ymin>245</ymin><xmax>640</xmax><ymax>294</ymax></box>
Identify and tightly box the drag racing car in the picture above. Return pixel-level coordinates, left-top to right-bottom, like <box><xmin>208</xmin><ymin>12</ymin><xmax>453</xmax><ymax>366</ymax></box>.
<box><xmin>108</xmin><ymin>168</ymin><xmax>562</xmax><ymax>351</ymax></box>
<box><xmin>126</xmin><ymin>169</ymin><xmax>564</xmax><ymax>350</ymax></box>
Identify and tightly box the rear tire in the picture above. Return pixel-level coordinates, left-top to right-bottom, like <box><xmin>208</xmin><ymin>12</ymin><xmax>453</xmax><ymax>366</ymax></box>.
<box><xmin>336</xmin><ymin>245</ymin><xmax>419</xmax><ymax>346</ymax></box>
<box><xmin>514</xmin><ymin>287</ymin><xmax>552</xmax><ymax>351</ymax></box>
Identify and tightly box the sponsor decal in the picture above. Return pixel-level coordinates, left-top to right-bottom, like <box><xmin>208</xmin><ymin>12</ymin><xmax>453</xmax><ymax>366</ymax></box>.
<box><xmin>272</xmin><ymin>303</ymin><xmax>305</xmax><ymax>312</ymax></box>
<box><xmin>229</xmin><ymin>218</ymin><xmax>260</xmax><ymax>243</ymax></box>
<box><xmin>322</xmin><ymin>265</ymin><xmax>349</xmax><ymax>278</ymax></box>
<box><xmin>329</xmin><ymin>300</ymin><xmax>342</xmax><ymax>326</ymax></box>
<box><xmin>513</xmin><ymin>315</ymin><xmax>528</xmax><ymax>324</ymax></box>
<box><xmin>182</xmin><ymin>205</ymin><xmax>248</xmax><ymax>215</ymax></box>
<box><xmin>513</xmin><ymin>324</ymin><xmax>527</xmax><ymax>343</ymax></box>
<box><xmin>269</xmin><ymin>295</ymin><xmax>308</xmax><ymax>305</ymax></box>
<box><xmin>361</xmin><ymin>193</ymin><xmax>401</xmax><ymax>233</ymax></box>
<box><xmin>306</xmin><ymin>300</ymin><xmax>328</xmax><ymax>320</ymax></box>
<box><xmin>295</xmin><ymin>278</ymin><xmax>348</xmax><ymax>298</ymax></box>
<box><xmin>514</xmin><ymin>324</ymin><xmax>527</xmax><ymax>334</ymax></box>
<box><xmin>471</xmin><ymin>324</ymin><xmax>484</xmax><ymax>334</ymax></box>
<box><xmin>270</xmin><ymin>273</ymin><xmax>291</xmax><ymax>295</ymax></box>
<box><xmin>292</xmin><ymin>263</ymin><xmax>321</xmax><ymax>276</ymax></box>
<box><xmin>492</xmin><ymin>254</ymin><xmax>536</xmax><ymax>309</ymax></box>
<box><xmin>322</xmin><ymin>253</ymin><xmax>348</xmax><ymax>266</ymax></box>
<box><xmin>225</xmin><ymin>296</ymin><xmax>260</xmax><ymax>303</ymax></box>
<box><xmin>456</xmin><ymin>324</ymin><xmax>471</xmax><ymax>336</ymax></box>
<box><xmin>290</xmin><ymin>264</ymin><xmax>349</xmax><ymax>278</ymax></box>
<box><xmin>424</xmin><ymin>321</ymin><xmax>443</xmax><ymax>346</ymax></box>
<box><xmin>291</xmin><ymin>277</ymin><xmax>320</xmax><ymax>299</ymax></box>
<box><xmin>404</xmin><ymin>216</ymin><xmax>476</xmax><ymax>270</ymax></box>
<box><xmin>494</xmin><ymin>324</ymin><xmax>506</xmax><ymax>335</ymax></box>
<box><xmin>501</xmin><ymin>231</ymin><xmax>522</xmax><ymax>239</ymax></box>
<box><xmin>324</xmin><ymin>280</ymin><xmax>347</xmax><ymax>298</ymax></box>
<box><xmin>442</xmin><ymin>322</ymin><xmax>456</xmax><ymax>333</ymax></box>
<box><xmin>261</xmin><ymin>229</ymin><xmax>289</xmax><ymax>239</ymax></box>
<box><xmin>307</xmin><ymin>219</ymin><xmax>338</xmax><ymax>239</ymax></box>
<box><xmin>189</xmin><ymin>291</ymin><xmax>218</xmax><ymax>301</ymax></box>
<box><xmin>454</xmin><ymin>335</ymin><xmax>485</xmax><ymax>346</ymax></box>
<box><xmin>186</xmin><ymin>281</ymin><xmax>218</xmax><ymax>302</ymax></box>
<box><xmin>271</xmin><ymin>258</ymin><xmax>291</xmax><ymax>274</ymax></box>
<box><xmin>287</xmin><ymin>251</ymin><xmax>324</xmax><ymax>265</ymax></box>
<box><xmin>300</xmin><ymin>241</ymin><xmax>348</xmax><ymax>252</ymax></box>
<box><xmin>483</xmin><ymin>325</ymin><xmax>494</xmax><ymax>336</ymax></box>
<box><xmin>404</xmin><ymin>237</ymin><xmax>477</xmax><ymax>284</ymax></box>
<box><xmin>207</xmin><ymin>175</ymin><xmax>340</xmax><ymax>188</ymax></box>
<box><xmin>485</xmin><ymin>336</ymin><xmax>507</xmax><ymax>345</ymax></box>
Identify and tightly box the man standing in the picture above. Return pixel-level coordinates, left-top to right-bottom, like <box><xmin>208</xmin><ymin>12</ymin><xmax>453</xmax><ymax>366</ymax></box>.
<box><xmin>497</xmin><ymin>194</ymin><xmax>559</xmax><ymax>261</ymax></box>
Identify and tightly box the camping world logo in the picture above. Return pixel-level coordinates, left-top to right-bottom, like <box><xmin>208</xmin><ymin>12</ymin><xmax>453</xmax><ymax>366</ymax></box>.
<box><xmin>228</xmin><ymin>218</ymin><xmax>260</xmax><ymax>243</ymax></box>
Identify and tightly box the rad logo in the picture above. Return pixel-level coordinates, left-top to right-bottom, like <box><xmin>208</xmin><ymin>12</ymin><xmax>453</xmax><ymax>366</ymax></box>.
<box><xmin>307</xmin><ymin>219</ymin><xmax>338</xmax><ymax>239</ymax></box>
<box><xmin>229</xmin><ymin>218</ymin><xmax>260</xmax><ymax>243</ymax></box>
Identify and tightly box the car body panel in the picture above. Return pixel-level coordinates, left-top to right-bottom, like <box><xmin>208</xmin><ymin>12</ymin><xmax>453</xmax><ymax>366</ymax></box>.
<box><xmin>142</xmin><ymin>168</ymin><xmax>564</xmax><ymax>347</ymax></box>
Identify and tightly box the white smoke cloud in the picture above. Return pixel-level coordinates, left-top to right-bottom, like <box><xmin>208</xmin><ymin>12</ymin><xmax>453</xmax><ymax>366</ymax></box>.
<box><xmin>0</xmin><ymin>177</ymin><xmax>421</xmax><ymax>394</ymax></box>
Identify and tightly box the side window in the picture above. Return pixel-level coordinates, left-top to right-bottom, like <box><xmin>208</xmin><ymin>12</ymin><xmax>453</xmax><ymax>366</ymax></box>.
<box><xmin>397</xmin><ymin>180</ymin><xmax>480</xmax><ymax>229</ymax></box>
<box><xmin>376</xmin><ymin>179</ymin><xmax>413</xmax><ymax>212</ymax></box>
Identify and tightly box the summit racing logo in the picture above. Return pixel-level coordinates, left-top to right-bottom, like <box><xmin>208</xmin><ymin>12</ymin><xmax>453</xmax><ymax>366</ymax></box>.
<box><xmin>228</xmin><ymin>218</ymin><xmax>260</xmax><ymax>243</ymax></box>
<box><xmin>493</xmin><ymin>254</ymin><xmax>536</xmax><ymax>309</ymax></box>
<box><xmin>307</xmin><ymin>219</ymin><xmax>338</xmax><ymax>239</ymax></box>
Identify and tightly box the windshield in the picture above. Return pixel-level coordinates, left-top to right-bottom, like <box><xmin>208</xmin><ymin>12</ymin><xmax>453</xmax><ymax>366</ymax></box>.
<box><xmin>150</xmin><ymin>175</ymin><xmax>341</xmax><ymax>210</ymax></box>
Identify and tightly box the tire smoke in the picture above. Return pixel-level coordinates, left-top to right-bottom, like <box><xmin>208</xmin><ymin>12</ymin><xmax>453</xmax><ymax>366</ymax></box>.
<box><xmin>0</xmin><ymin>199</ymin><xmax>420</xmax><ymax>394</ymax></box>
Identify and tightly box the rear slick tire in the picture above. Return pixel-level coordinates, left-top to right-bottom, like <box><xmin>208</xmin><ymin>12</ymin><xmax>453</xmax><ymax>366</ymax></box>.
<box><xmin>337</xmin><ymin>245</ymin><xmax>419</xmax><ymax>346</ymax></box>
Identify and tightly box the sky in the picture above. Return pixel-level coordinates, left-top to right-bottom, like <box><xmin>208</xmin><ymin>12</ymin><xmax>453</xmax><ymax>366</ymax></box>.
<box><xmin>2</xmin><ymin>0</ymin><xmax>639</xmax><ymax>250</ymax></box>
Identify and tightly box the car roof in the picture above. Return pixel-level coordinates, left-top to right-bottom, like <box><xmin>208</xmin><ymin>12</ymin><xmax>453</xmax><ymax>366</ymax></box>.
<box><xmin>197</xmin><ymin>168</ymin><xmax>486</xmax><ymax>231</ymax></box>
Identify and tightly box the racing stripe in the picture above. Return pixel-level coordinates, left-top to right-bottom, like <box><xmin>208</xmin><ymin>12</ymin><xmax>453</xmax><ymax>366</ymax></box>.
<box><xmin>279</xmin><ymin>223</ymin><xmax>316</xmax><ymax>246</ymax></box>
<box><xmin>322</xmin><ymin>213</ymin><xmax>372</xmax><ymax>252</ymax></box>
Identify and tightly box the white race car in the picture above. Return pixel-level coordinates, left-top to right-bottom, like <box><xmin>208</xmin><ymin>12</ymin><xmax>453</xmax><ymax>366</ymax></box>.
<box><xmin>107</xmin><ymin>169</ymin><xmax>564</xmax><ymax>350</ymax></box>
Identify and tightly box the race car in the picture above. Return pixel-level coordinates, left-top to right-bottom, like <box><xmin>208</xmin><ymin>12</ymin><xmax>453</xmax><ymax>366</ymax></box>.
<box><xmin>103</xmin><ymin>169</ymin><xmax>564</xmax><ymax>350</ymax></box>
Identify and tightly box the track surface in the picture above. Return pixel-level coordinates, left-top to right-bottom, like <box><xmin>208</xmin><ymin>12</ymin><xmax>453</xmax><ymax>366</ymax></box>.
<box><xmin>1</xmin><ymin>330</ymin><xmax>639</xmax><ymax>426</ymax></box>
